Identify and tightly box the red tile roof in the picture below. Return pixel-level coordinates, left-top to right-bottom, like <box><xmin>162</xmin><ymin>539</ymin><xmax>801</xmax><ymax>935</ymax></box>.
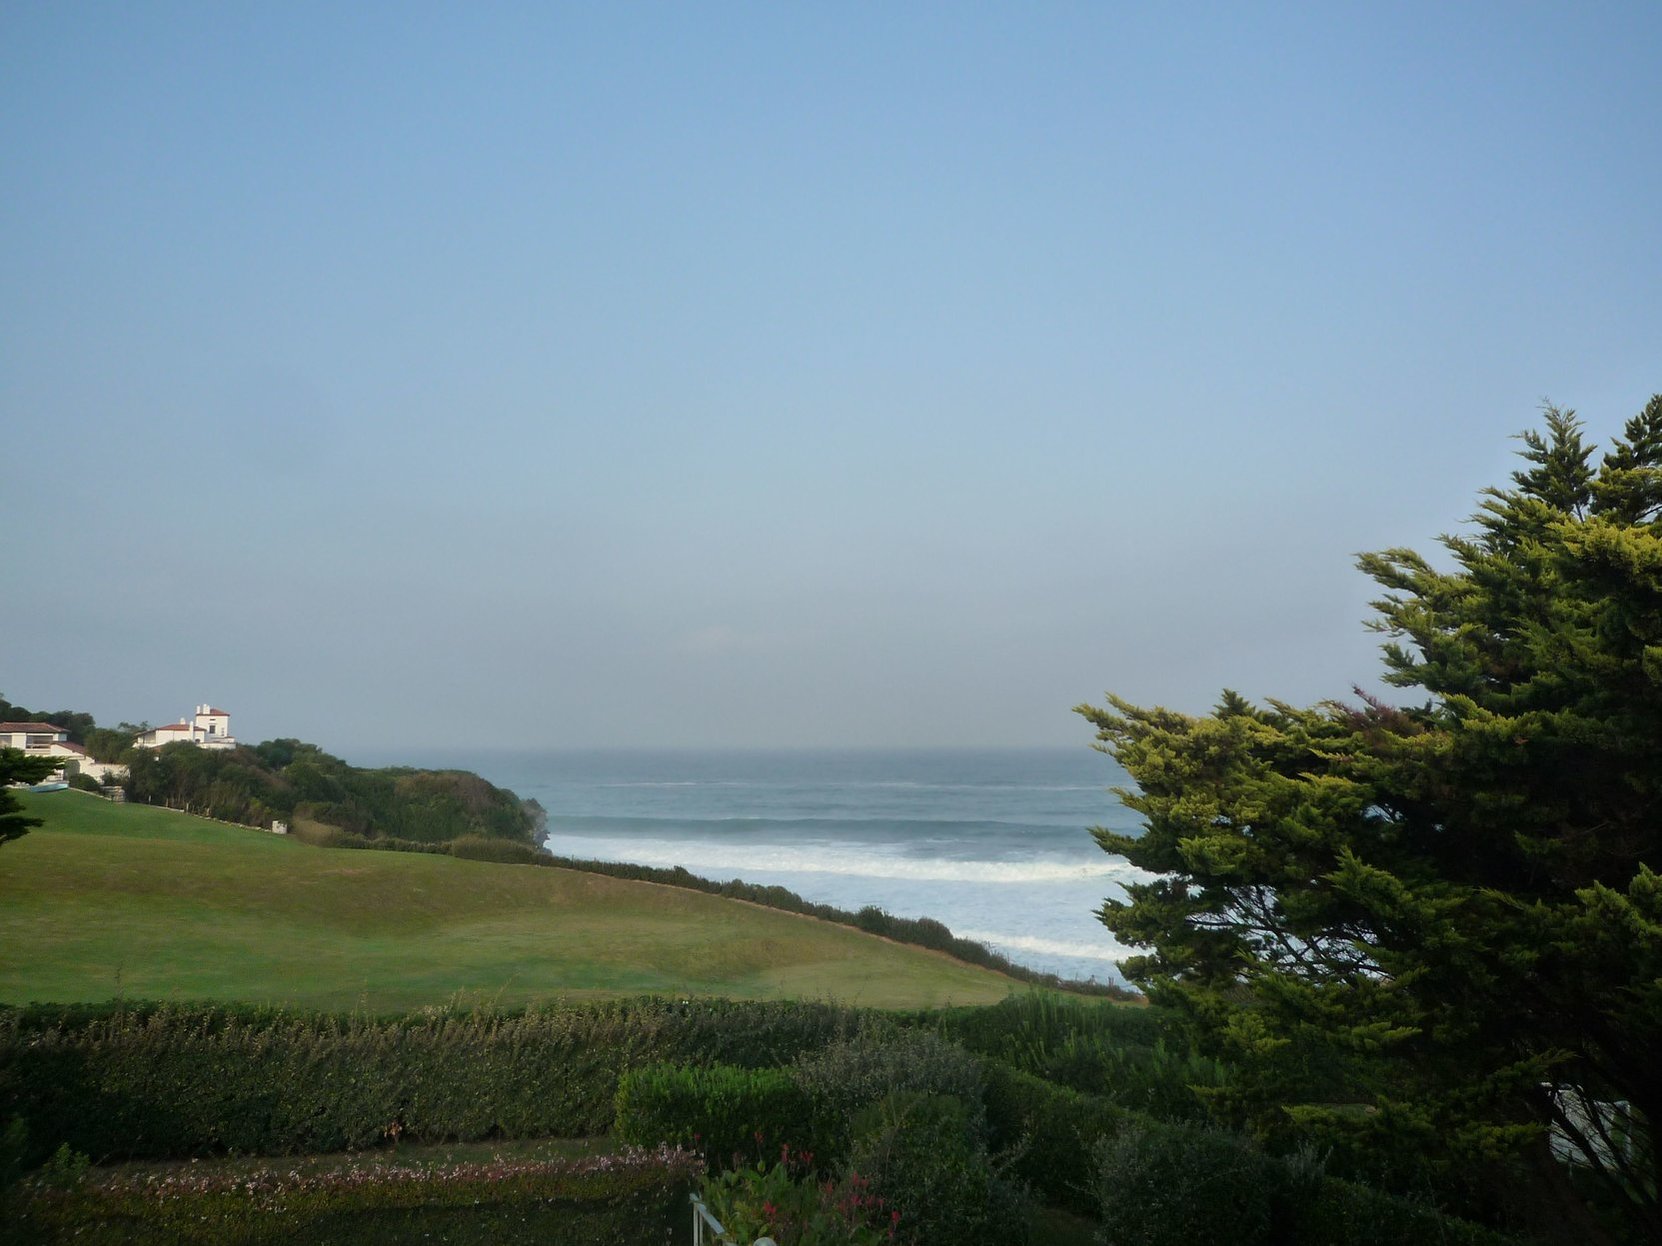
<box><xmin>0</xmin><ymin>722</ymin><xmax>65</xmax><ymax>734</ymax></box>
<box><xmin>199</xmin><ymin>708</ymin><xmax>229</xmax><ymax>716</ymax></box>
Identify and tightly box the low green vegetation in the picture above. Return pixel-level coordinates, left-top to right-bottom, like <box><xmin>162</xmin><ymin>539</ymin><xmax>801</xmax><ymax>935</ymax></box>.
<box><xmin>2</xmin><ymin>995</ymin><xmax>1517</xmax><ymax>1245</ymax></box>
<box><xmin>0</xmin><ymin>792</ymin><xmax>1022</xmax><ymax>1010</ymax></box>
<box><xmin>12</xmin><ymin>1138</ymin><xmax>699</xmax><ymax>1245</ymax></box>
<box><xmin>126</xmin><ymin>736</ymin><xmax>544</xmax><ymax>846</ymax></box>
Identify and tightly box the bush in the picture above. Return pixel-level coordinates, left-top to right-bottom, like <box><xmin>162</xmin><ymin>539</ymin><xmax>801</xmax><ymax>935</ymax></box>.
<box><xmin>1091</xmin><ymin>1117</ymin><xmax>1520</xmax><ymax>1246</ymax></box>
<box><xmin>1292</xmin><ymin>1173</ymin><xmax>1520</xmax><ymax>1246</ymax></box>
<box><xmin>792</xmin><ymin>1024</ymin><xmax>984</xmax><ymax>1155</ymax></box>
<box><xmin>290</xmin><ymin>823</ymin><xmax>371</xmax><ymax>849</ymax></box>
<box><xmin>848</xmin><ymin>1092</ymin><xmax>1029</xmax><ymax>1246</ymax></box>
<box><xmin>447</xmin><ymin>836</ymin><xmax>550</xmax><ymax>865</ymax></box>
<box><xmin>0</xmin><ymin>998</ymin><xmax>858</xmax><ymax>1164</ymax></box>
<box><xmin>930</xmin><ymin>994</ymin><xmax>1169</xmax><ymax>1058</ymax></box>
<box><xmin>982</xmin><ymin>1062</ymin><xmax>1121</xmax><ymax>1215</ymax></box>
<box><xmin>614</xmin><ymin>1063</ymin><xmax>817</xmax><ymax>1167</ymax></box>
<box><xmin>1093</xmin><ymin>1118</ymin><xmax>1276</xmax><ymax>1246</ymax></box>
<box><xmin>699</xmin><ymin>1145</ymin><xmax>895</xmax><ymax>1246</ymax></box>
<box><xmin>927</xmin><ymin>995</ymin><xmax>1223</xmax><ymax>1117</ymax></box>
<box><xmin>15</xmin><ymin>1144</ymin><xmax>700</xmax><ymax>1245</ymax></box>
<box><xmin>0</xmin><ymin>1116</ymin><xmax>25</xmax><ymax>1180</ymax></box>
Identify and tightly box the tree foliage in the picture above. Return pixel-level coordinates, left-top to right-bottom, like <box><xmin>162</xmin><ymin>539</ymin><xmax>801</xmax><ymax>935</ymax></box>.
<box><xmin>1079</xmin><ymin>397</ymin><xmax>1662</xmax><ymax>1243</ymax></box>
<box><xmin>0</xmin><ymin>694</ymin><xmax>136</xmax><ymax>763</ymax></box>
<box><xmin>125</xmin><ymin>738</ymin><xmax>543</xmax><ymax>845</ymax></box>
<box><xmin>0</xmin><ymin>748</ymin><xmax>62</xmax><ymax>847</ymax></box>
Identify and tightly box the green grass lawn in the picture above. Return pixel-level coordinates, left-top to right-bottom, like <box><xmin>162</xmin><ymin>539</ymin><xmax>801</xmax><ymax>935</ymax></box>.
<box><xmin>0</xmin><ymin>791</ymin><xmax>1022</xmax><ymax>1011</ymax></box>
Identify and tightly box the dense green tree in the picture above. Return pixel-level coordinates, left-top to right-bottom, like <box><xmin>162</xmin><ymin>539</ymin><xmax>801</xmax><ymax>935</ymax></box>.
<box><xmin>0</xmin><ymin>748</ymin><xmax>62</xmax><ymax>847</ymax></box>
<box><xmin>126</xmin><ymin>738</ymin><xmax>541</xmax><ymax>845</ymax></box>
<box><xmin>0</xmin><ymin>695</ymin><xmax>94</xmax><ymax>744</ymax></box>
<box><xmin>1079</xmin><ymin>398</ymin><xmax>1662</xmax><ymax>1244</ymax></box>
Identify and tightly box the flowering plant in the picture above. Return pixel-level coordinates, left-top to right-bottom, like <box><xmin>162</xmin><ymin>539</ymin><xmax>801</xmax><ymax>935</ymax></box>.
<box><xmin>700</xmin><ymin>1142</ymin><xmax>897</xmax><ymax>1245</ymax></box>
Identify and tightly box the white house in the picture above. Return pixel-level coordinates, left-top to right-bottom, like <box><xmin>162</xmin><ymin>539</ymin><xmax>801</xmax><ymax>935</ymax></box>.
<box><xmin>134</xmin><ymin>705</ymin><xmax>237</xmax><ymax>751</ymax></box>
<box><xmin>0</xmin><ymin>721</ymin><xmax>127</xmax><ymax>783</ymax></box>
<box><xmin>0</xmin><ymin>722</ymin><xmax>67</xmax><ymax>751</ymax></box>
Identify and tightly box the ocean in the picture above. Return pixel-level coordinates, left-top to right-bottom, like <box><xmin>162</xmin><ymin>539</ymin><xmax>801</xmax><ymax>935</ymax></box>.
<box><xmin>350</xmin><ymin>747</ymin><xmax>1149</xmax><ymax>985</ymax></box>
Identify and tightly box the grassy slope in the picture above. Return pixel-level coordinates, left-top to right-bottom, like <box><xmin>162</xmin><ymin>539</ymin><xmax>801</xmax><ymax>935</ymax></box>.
<box><xmin>0</xmin><ymin>791</ymin><xmax>1020</xmax><ymax>1011</ymax></box>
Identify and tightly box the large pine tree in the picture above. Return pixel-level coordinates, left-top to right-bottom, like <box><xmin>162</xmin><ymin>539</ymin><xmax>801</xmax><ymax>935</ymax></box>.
<box><xmin>1080</xmin><ymin>397</ymin><xmax>1662</xmax><ymax>1243</ymax></box>
<box><xmin>0</xmin><ymin>749</ymin><xmax>62</xmax><ymax>847</ymax></box>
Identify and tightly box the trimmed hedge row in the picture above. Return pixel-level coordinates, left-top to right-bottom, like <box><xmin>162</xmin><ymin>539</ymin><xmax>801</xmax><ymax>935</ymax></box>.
<box><xmin>614</xmin><ymin>1063</ymin><xmax>816</xmax><ymax>1166</ymax></box>
<box><xmin>15</xmin><ymin>1144</ymin><xmax>700</xmax><ymax>1245</ymax></box>
<box><xmin>613</xmin><ymin>1028</ymin><xmax>989</xmax><ymax>1171</ymax></box>
<box><xmin>0</xmin><ymin>999</ymin><xmax>859</xmax><ymax>1164</ymax></box>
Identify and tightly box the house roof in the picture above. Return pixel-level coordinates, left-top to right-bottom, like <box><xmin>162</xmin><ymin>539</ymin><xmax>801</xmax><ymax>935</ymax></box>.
<box><xmin>151</xmin><ymin>722</ymin><xmax>194</xmax><ymax>733</ymax></box>
<box><xmin>198</xmin><ymin>707</ymin><xmax>229</xmax><ymax>716</ymax></box>
<box><xmin>0</xmin><ymin>722</ymin><xmax>66</xmax><ymax>734</ymax></box>
<box><xmin>52</xmin><ymin>741</ymin><xmax>90</xmax><ymax>756</ymax></box>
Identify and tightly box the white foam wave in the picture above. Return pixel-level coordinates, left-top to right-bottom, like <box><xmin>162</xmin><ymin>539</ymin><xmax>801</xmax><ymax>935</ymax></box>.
<box><xmin>954</xmin><ymin>928</ymin><xmax>1134</xmax><ymax>965</ymax></box>
<box><xmin>545</xmin><ymin>834</ymin><xmax>1151</xmax><ymax>886</ymax></box>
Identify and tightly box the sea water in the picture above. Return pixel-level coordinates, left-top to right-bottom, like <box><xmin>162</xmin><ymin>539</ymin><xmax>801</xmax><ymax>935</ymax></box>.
<box><xmin>352</xmin><ymin>747</ymin><xmax>1149</xmax><ymax>984</ymax></box>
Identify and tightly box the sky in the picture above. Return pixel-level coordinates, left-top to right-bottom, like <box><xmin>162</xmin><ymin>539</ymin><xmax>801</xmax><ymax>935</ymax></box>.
<box><xmin>3</xmin><ymin>3</ymin><xmax>1659</xmax><ymax>757</ymax></box>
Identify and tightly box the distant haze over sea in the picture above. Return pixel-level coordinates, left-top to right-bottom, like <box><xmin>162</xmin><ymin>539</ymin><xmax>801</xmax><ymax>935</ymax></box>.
<box><xmin>348</xmin><ymin>747</ymin><xmax>1145</xmax><ymax>984</ymax></box>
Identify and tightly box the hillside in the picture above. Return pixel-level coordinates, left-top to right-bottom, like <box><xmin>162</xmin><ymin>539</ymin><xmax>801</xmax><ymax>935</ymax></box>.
<box><xmin>124</xmin><ymin>737</ymin><xmax>545</xmax><ymax>846</ymax></box>
<box><xmin>0</xmin><ymin>791</ymin><xmax>1023</xmax><ymax>1011</ymax></box>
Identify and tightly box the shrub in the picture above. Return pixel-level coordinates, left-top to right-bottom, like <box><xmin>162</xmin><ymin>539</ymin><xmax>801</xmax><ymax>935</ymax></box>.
<box><xmin>447</xmin><ymin>836</ymin><xmax>549</xmax><ymax>864</ymax></box>
<box><xmin>1088</xmin><ymin>1113</ymin><xmax>1522</xmax><ymax>1246</ymax></box>
<box><xmin>848</xmin><ymin>1092</ymin><xmax>1029</xmax><ymax>1246</ymax></box>
<box><xmin>0</xmin><ymin>998</ymin><xmax>858</xmax><ymax>1164</ymax></box>
<box><xmin>929</xmin><ymin>993</ymin><xmax>1167</xmax><ymax>1056</ymax></box>
<box><xmin>927</xmin><ymin>995</ymin><xmax>1223</xmax><ymax>1118</ymax></box>
<box><xmin>291</xmin><ymin>823</ymin><xmax>371</xmax><ymax>849</ymax></box>
<box><xmin>15</xmin><ymin>1144</ymin><xmax>700</xmax><ymax>1245</ymax></box>
<box><xmin>699</xmin><ymin>1145</ymin><xmax>895</xmax><ymax>1246</ymax></box>
<box><xmin>982</xmin><ymin>1062</ymin><xmax>1121</xmax><ymax>1215</ymax></box>
<box><xmin>1292</xmin><ymin>1172</ymin><xmax>1521</xmax><ymax>1246</ymax></box>
<box><xmin>1093</xmin><ymin>1118</ymin><xmax>1276</xmax><ymax>1246</ymax></box>
<box><xmin>614</xmin><ymin>1063</ymin><xmax>816</xmax><ymax>1167</ymax></box>
<box><xmin>0</xmin><ymin>1117</ymin><xmax>25</xmax><ymax>1183</ymax></box>
<box><xmin>792</xmin><ymin>1024</ymin><xmax>984</xmax><ymax>1155</ymax></box>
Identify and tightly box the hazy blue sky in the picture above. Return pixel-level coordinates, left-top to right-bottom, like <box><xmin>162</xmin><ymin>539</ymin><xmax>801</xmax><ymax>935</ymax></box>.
<box><xmin>4</xmin><ymin>3</ymin><xmax>1658</xmax><ymax>756</ymax></box>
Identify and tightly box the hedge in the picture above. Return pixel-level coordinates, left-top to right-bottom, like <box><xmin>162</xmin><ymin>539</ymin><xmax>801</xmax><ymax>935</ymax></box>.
<box><xmin>1091</xmin><ymin>1116</ymin><xmax>1521</xmax><ymax>1246</ymax></box>
<box><xmin>982</xmin><ymin>1061</ymin><xmax>1122</xmax><ymax>1215</ymax></box>
<box><xmin>13</xmin><ymin>1144</ymin><xmax>700</xmax><ymax>1245</ymax></box>
<box><xmin>614</xmin><ymin>1063</ymin><xmax>817</xmax><ymax>1167</ymax></box>
<box><xmin>0</xmin><ymin>999</ymin><xmax>859</xmax><ymax>1164</ymax></box>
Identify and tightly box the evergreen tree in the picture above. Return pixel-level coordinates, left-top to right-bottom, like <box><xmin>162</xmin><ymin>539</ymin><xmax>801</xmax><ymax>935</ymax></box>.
<box><xmin>0</xmin><ymin>749</ymin><xmax>62</xmax><ymax>847</ymax></box>
<box><xmin>1079</xmin><ymin>398</ymin><xmax>1662</xmax><ymax>1244</ymax></box>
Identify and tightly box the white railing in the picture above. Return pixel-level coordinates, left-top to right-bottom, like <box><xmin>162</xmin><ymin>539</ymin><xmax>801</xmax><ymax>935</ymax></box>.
<box><xmin>690</xmin><ymin>1193</ymin><xmax>778</xmax><ymax>1246</ymax></box>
